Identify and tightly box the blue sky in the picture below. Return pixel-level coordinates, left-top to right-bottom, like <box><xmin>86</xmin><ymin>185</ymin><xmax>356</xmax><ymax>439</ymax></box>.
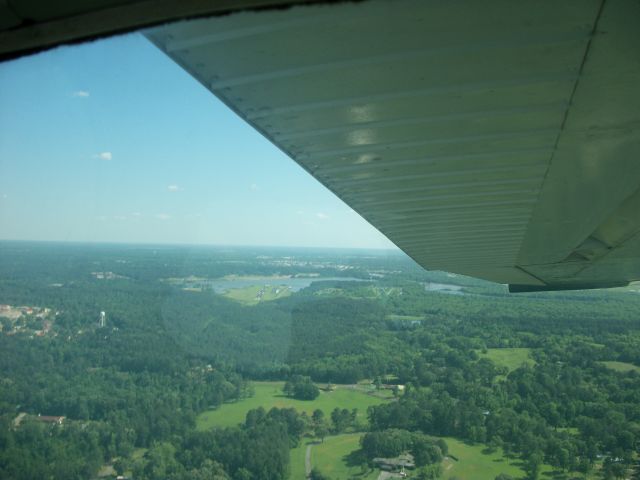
<box><xmin>0</xmin><ymin>33</ymin><xmax>395</xmax><ymax>249</ymax></box>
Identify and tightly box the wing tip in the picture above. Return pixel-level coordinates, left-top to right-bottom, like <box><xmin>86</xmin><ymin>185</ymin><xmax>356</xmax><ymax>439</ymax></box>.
<box><xmin>508</xmin><ymin>281</ymin><xmax>629</xmax><ymax>293</ymax></box>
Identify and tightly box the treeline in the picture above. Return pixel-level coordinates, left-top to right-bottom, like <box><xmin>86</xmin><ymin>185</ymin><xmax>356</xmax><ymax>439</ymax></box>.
<box><xmin>283</xmin><ymin>374</ymin><xmax>319</xmax><ymax>400</ymax></box>
<box><xmin>0</xmin><ymin>418</ymin><xmax>105</xmax><ymax>480</ymax></box>
<box><xmin>0</xmin><ymin>241</ymin><xmax>397</xmax><ymax>284</ymax></box>
<box><xmin>361</xmin><ymin>429</ymin><xmax>448</xmax><ymax>466</ymax></box>
<box><xmin>2</xmin><ymin>406</ymin><xmax>302</xmax><ymax>480</ymax></box>
<box><xmin>367</xmin><ymin>333</ymin><xmax>640</xmax><ymax>478</ymax></box>
<box><xmin>283</xmin><ymin>295</ymin><xmax>415</xmax><ymax>383</ymax></box>
<box><xmin>131</xmin><ymin>407</ymin><xmax>307</xmax><ymax>480</ymax></box>
<box><xmin>3</xmin><ymin>241</ymin><xmax>640</xmax><ymax>479</ymax></box>
<box><xmin>160</xmin><ymin>289</ymin><xmax>292</xmax><ymax>370</ymax></box>
<box><xmin>0</xmin><ymin>295</ymin><xmax>248</xmax><ymax>480</ymax></box>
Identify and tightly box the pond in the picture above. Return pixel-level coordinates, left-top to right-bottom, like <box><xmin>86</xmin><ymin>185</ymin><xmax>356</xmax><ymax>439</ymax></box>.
<box><xmin>182</xmin><ymin>276</ymin><xmax>366</xmax><ymax>293</ymax></box>
<box><xmin>424</xmin><ymin>282</ymin><xmax>465</xmax><ymax>295</ymax></box>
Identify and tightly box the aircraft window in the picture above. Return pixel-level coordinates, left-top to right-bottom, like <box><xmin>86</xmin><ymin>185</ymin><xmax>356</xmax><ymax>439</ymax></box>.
<box><xmin>1</xmin><ymin>11</ymin><xmax>640</xmax><ymax>480</ymax></box>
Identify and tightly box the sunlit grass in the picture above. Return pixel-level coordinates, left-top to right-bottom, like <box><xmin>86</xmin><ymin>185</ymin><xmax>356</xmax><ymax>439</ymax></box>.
<box><xmin>197</xmin><ymin>382</ymin><xmax>389</xmax><ymax>430</ymax></box>
<box><xmin>600</xmin><ymin>361</ymin><xmax>640</xmax><ymax>373</ymax></box>
<box><xmin>289</xmin><ymin>439</ymin><xmax>309</xmax><ymax>480</ymax></box>
<box><xmin>310</xmin><ymin>434</ymin><xmax>377</xmax><ymax>480</ymax></box>
<box><xmin>442</xmin><ymin>437</ymin><xmax>530</xmax><ymax>480</ymax></box>
<box><xmin>479</xmin><ymin>348</ymin><xmax>535</xmax><ymax>372</ymax></box>
<box><xmin>441</xmin><ymin>437</ymin><xmax>600</xmax><ymax>480</ymax></box>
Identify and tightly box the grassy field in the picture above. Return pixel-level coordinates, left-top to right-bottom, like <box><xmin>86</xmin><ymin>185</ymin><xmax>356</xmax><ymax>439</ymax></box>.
<box><xmin>303</xmin><ymin>435</ymin><xmax>564</xmax><ymax>480</ymax></box>
<box><xmin>386</xmin><ymin>314</ymin><xmax>425</xmax><ymax>321</ymax></box>
<box><xmin>313</xmin><ymin>285</ymin><xmax>402</xmax><ymax>300</ymax></box>
<box><xmin>442</xmin><ymin>437</ymin><xmax>526</xmax><ymax>479</ymax></box>
<box><xmin>600</xmin><ymin>360</ymin><xmax>640</xmax><ymax>373</ymax></box>
<box><xmin>289</xmin><ymin>440</ymin><xmax>309</xmax><ymax>480</ymax></box>
<box><xmin>197</xmin><ymin>382</ymin><xmax>389</xmax><ymax>430</ymax></box>
<box><xmin>223</xmin><ymin>285</ymin><xmax>291</xmax><ymax>304</ymax></box>
<box><xmin>309</xmin><ymin>434</ymin><xmax>377</xmax><ymax>480</ymax></box>
<box><xmin>195</xmin><ymin>379</ymin><xmax>597</xmax><ymax>480</ymax></box>
<box><xmin>557</xmin><ymin>427</ymin><xmax>579</xmax><ymax>435</ymax></box>
<box><xmin>479</xmin><ymin>348</ymin><xmax>535</xmax><ymax>372</ymax></box>
<box><xmin>441</xmin><ymin>437</ymin><xmax>598</xmax><ymax>480</ymax></box>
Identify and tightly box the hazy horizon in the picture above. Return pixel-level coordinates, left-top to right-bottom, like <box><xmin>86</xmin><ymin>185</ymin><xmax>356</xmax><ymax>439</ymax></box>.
<box><xmin>0</xmin><ymin>237</ymin><xmax>402</xmax><ymax>253</ymax></box>
<box><xmin>0</xmin><ymin>33</ymin><xmax>397</xmax><ymax>250</ymax></box>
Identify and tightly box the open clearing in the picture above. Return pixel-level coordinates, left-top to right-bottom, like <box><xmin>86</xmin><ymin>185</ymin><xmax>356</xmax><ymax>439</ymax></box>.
<box><xmin>386</xmin><ymin>314</ymin><xmax>424</xmax><ymax>321</ymax></box>
<box><xmin>196</xmin><ymin>381</ymin><xmax>581</xmax><ymax>480</ymax></box>
<box><xmin>197</xmin><ymin>382</ymin><xmax>389</xmax><ymax>430</ymax></box>
<box><xmin>304</xmin><ymin>434</ymin><xmax>377</xmax><ymax>480</ymax></box>
<box><xmin>479</xmin><ymin>348</ymin><xmax>535</xmax><ymax>372</ymax></box>
<box><xmin>442</xmin><ymin>437</ymin><xmax>593</xmax><ymax>480</ymax></box>
<box><xmin>298</xmin><ymin>435</ymin><xmax>566</xmax><ymax>480</ymax></box>
<box><xmin>289</xmin><ymin>440</ymin><xmax>309</xmax><ymax>480</ymax></box>
<box><xmin>442</xmin><ymin>437</ymin><xmax>526</xmax><ymax>479</ymax></box>
<box><xmin>600</xmin><ymin>361</ymin><xmax>640</xmax><ymax>373</ymax></box>
<box><xmin>296</xmin><ymin>434</ymin><xmax>589</xmax><ymax>480</ymax></box>
<box><xmin>223</xmin><ymin>285</ymin><xmax>291</xmax><ymax>304</ymax></box>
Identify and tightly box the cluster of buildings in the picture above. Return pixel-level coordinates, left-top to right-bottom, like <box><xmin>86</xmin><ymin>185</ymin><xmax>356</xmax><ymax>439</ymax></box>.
<box><xmin>373</xmin><ymin>453</ymin><xmax>415</xmax><ymax>476</ymax></box>
<box><xmin>91</xmin><ymin>271</ymin><xmax>125</xmax><ymax>280</ymax></box>
<box><xmin>12</xmin><ymin>413</ymin><xmax>66</xmax><ymax>428</ymax></box>
<box><xmin>0</xmin><ymin>304</ymin><xmax>50</xmax><ymax>320</ymax></box>
<box><xmin>0</xmin><ymin>304</ymin><xmax>55</xmax><ymax>337</ymax></box>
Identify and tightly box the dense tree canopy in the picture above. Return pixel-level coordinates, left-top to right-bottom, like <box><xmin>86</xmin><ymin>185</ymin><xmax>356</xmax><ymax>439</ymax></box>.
<box><xmin>2</xmin><ymin>241</ymin><xmax>640</xmax><ymax>479</ymax></box>
<box><xmin>283</xmin><ymin>375</ymin><xmax>319</xmax><ymax>400</ymax></box>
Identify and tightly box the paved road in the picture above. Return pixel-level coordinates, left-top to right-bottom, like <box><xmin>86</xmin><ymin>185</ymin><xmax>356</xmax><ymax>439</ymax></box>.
<box><xmin>305</xmin><ymin>444</ymin><xmax>312</xmax><ymax>478</ymax></box>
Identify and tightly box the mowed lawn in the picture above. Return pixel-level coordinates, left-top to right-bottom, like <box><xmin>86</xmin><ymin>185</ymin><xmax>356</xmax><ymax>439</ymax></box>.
<box><xmin>309</xmin><ymin>434</ymin><xmax>377</xmax><ymax>480</ymax></box>
<box><xmin>197</xmin><ymin>382</ymin><xmax>389</xmax><ymax>430</ymax></box>
<box><xmin>600</xmin><ymin>360</ymin><xmax>640</xmax><ymax>373</ymax></box>
<box><xmin>442</xmin><ymin>437</ymin><xmax>526</xmax><ymax>479</ymax></box>
<box><xmin>305</xmin><ymin>435</ymin><xmax>552</xmax><ymax>480</ymax></box>
<box><xmin>297</xmin><ymin>434</ymin><xmax>591</xmax><ymax>480</ymax></box>
<box><xmin>289</xmin><ymin>440</ymin><xmax>309</xmax><ymax>480</ymax></box>
<box><xmin>479</xmin><ymin>348</ymin><xmax>535</xmax><ymax>372</ymax></box>
<box><xmin>442</xmin><ymin>437</ymin><xmax>599</xmax><ymax>480</ymax></box>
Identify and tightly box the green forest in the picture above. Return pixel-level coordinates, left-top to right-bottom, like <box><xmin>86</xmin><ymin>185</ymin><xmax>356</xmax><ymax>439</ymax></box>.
<box><xmin>1</xmin><ymin>241</ymin><xmax>639</xmax><ymax>479</ymax></box>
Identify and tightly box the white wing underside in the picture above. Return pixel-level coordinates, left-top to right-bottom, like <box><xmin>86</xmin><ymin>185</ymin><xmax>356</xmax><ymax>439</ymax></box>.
<box><xmin>144</xmin><ymin>0</ymin><xmax>640</xmax><ymax>291</ymax></box>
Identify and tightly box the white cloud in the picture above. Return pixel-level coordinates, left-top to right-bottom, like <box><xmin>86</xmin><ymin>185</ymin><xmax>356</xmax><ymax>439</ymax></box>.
<box><xmin>131</xmin><ymin>212</ymin><xmax>142</xmax><ymax>217</ymax></box>
<box><xmin>72</xmin><ymin>90</ymin><xmax>90</xmax><ymax>98</ymax></box>
<box><xmin>167</xmin><ymin>185</ymin><xmax>181</xmax><ymax>192</ymax></box>
<box><xmin>250</xmin><ymin>183</ymin><xmax>258</xmax><ymax>191</ymax></box>
<box><xmin>93</xmin><ymin>152</ymin><xmax>112</xmax><ymax>161</ymax></box>
<box><xmin>316</xmin><ymin>212</ymin><xmax>329</xmax><ymax>220</ymax></box>
<box><xmin>155</xmin><ymin>213</ymin><xmax>171</xmax><ymax>220</ymax></box>
<box><xmin>113</xmin><ymin>215</ymin><xmax>127</xmax><ymax>221</ymax></box>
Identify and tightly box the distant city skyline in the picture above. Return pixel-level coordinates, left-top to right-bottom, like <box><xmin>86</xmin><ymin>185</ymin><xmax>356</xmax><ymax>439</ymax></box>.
<box><xmin>0</xmin><ymin>33</ymin><xmax>397</xmax><ymax>250</ymax></box>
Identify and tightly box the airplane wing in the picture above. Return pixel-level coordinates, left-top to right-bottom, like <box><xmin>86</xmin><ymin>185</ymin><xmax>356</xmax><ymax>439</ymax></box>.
<box><xmin>144</xmin><ymin>0</ymin><xmax>640</xmax><ymax>291</ymax></box>
<box><xmin>4</xmin><ymin>0</ymin><xmax>640</xmax><ymax>291</ymax></box>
